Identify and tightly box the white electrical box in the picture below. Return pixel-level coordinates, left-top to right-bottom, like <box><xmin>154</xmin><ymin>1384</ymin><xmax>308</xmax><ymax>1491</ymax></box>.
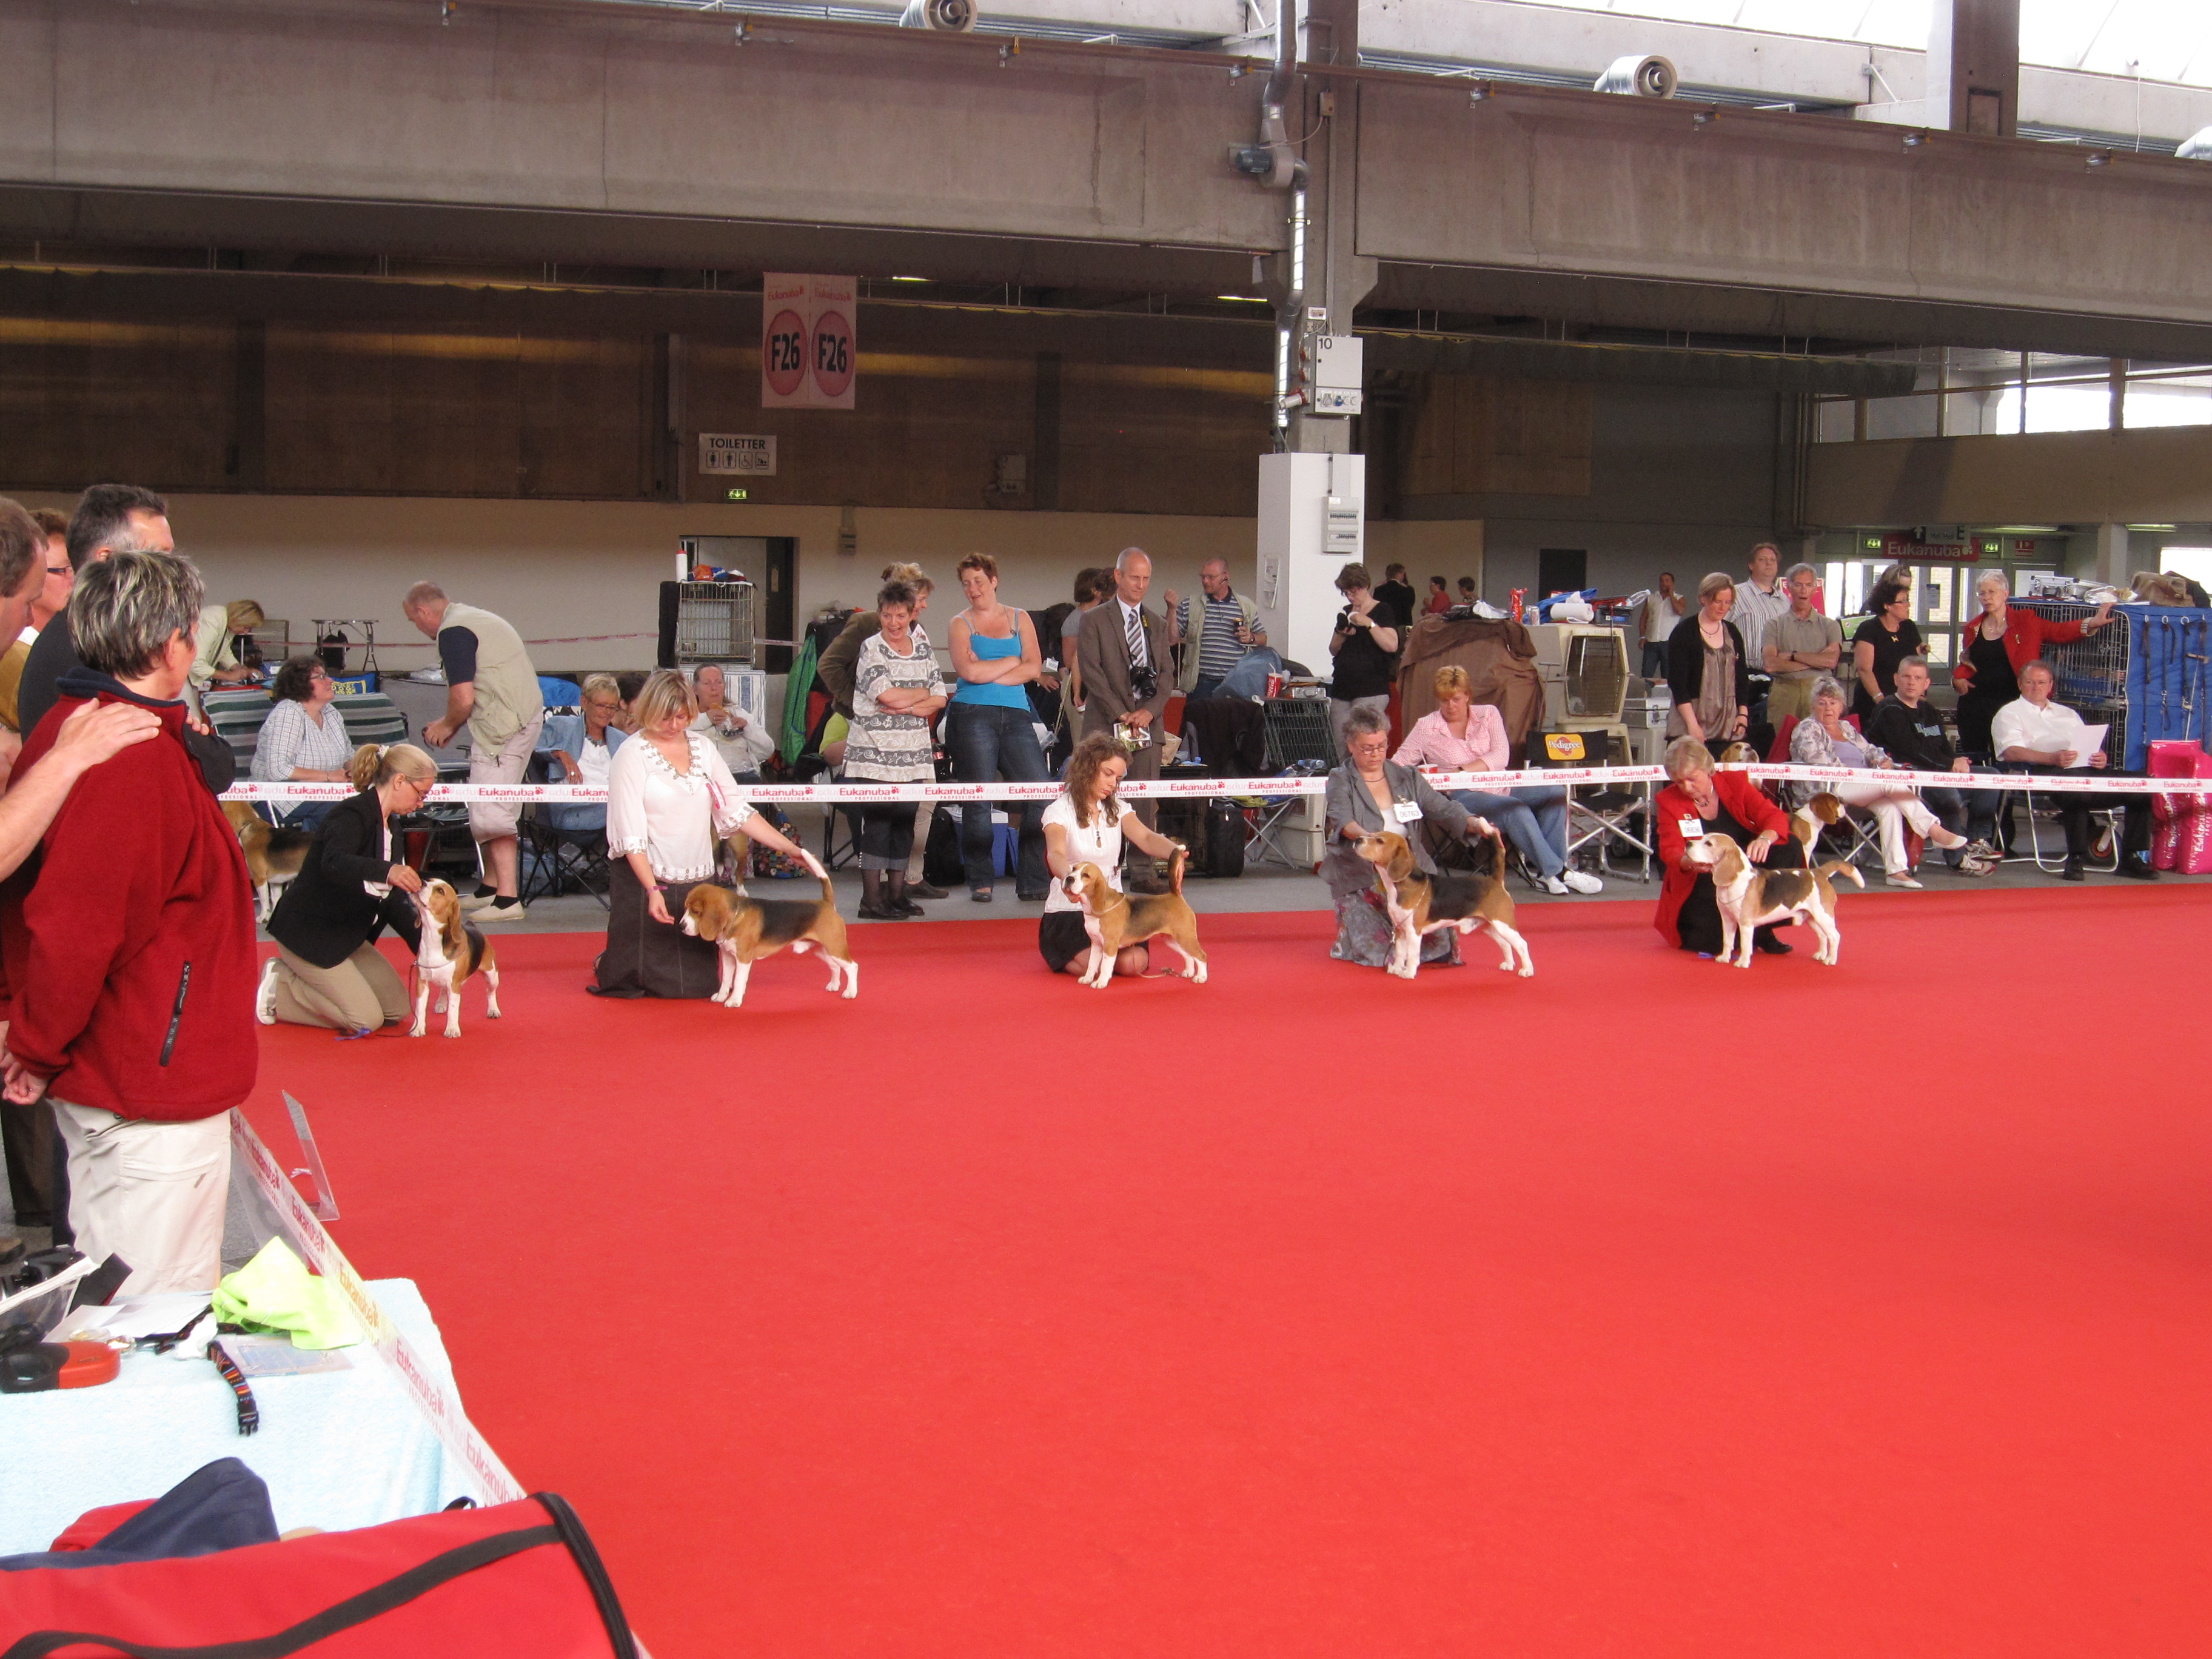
<box><xmin>1323</xmin><ymin>495</ymin><xmax>1362</xmax><ymax>556</ymax></box>
<box><xmin>1309</xmin><ymin>333</ymin><xmax>1364</xmax><ymax>415</ymax></box>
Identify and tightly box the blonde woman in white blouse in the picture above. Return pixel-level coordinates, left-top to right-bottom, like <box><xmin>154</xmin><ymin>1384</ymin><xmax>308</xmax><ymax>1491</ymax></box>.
<box><xmin>594</xmin><ymin>668</ymin><xmax>809</xmax><ymax>999</ymax></box>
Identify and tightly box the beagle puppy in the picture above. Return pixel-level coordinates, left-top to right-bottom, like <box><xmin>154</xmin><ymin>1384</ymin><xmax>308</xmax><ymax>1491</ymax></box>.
<box><xmin>680</xmin><ymin>849</ymin><xmax>856</xmax><ymax>1008</ymax></box>
<box><xmin>1683</xmin><ymin>832</ymin><xmax>1863</xmax><ymax>968</ymax></box>
<box><xmin>1353</xmin><ymin>826</ymin><xmax>1532</xmax><ymax>980</ymax></box>
<box><xmin>224</xmin><ymin>800</ymin><xmax>310</xmax><ymax>922</ymax></box>
<box><xmin>1059</xmin><ymin>846</ymin><xmax>1207</xmax><ymax>989</ymax></box>
<box><xmin>409</xmin><ymin>879</ymin><xmax>502</xmax><ymax>1036</ymax></box>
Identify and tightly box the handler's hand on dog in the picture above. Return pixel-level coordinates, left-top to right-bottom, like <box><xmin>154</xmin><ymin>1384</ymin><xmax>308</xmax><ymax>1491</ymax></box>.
<box><xmin>387</xmin><ymin>865</ymin><xmax>424</xmax><ymax>894</ymax></box>
<box><xmin>52</xmin><ymin>700</ymin><xmax>161</xmax><ymax>766</ymax></box>
<box><xmin>646</xmin><ymin>889</ymin><xmax>675</xmax><ymax>926</ymax></box>
<box><xmin>1746</xmin><ymin>831</ymin><xmax>1778</xmax><ymax>863</ymax></box>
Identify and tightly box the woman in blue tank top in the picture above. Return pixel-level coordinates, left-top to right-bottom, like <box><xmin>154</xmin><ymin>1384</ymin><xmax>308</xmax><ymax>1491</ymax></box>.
<box><xmin>948</xmin><ymin>553</ymin><xmax>1051</xmax><ymax>903</ymax></box>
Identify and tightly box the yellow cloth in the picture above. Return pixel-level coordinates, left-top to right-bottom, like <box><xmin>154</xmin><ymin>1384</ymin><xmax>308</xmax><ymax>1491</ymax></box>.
<box><xmin>212</xmin><ymin>1238</ymin><xmax>361</xmax><ymax>1349</ymax></box>
<box><xmin>0</xmin><ymin>638</ymin><xmax>26</xmax><ymax>733</ymax></box>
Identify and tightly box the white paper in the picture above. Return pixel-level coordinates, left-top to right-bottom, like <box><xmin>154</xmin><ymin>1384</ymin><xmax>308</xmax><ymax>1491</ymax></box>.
<box><xmin>2064</xmin><ymin>725</ymin><xmax>2110</xmax><ymax>768</ymax></box>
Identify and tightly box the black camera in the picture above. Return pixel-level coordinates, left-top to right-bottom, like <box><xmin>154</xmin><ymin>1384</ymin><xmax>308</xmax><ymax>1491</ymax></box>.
<box><xmin>1130</xmin><ymin>665</ymin><xmax>1159</xmax><ymax>704</ymax></box>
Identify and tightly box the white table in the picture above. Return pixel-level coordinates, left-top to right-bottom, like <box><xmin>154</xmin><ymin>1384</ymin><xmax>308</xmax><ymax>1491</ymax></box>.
<box><xmin>0</xmin><ymin>1279</ymin><xmax>478</xmax><ymax>1552</ymax></box>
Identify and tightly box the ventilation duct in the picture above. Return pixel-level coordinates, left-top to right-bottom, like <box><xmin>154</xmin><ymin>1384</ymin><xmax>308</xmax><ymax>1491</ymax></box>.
<box><xmin>2179</xmin><ymin>126</ymin><xmax>2212</xmax><ymax>160</ymax></box>
<box><xmin>899</xmin><ymin>0</ymin><xmax>976</xmax><ymax>32</ymax></box>
<box><xmin>1594</xmin><ymin>55</ymin><xmax>1677</xmax><ymax>98</ymax></box>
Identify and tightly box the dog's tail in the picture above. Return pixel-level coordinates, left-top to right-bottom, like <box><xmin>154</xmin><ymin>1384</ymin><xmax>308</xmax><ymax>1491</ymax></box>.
<box><xmin>800</xmin><ymin>847</ymin><xmax>834</xmax><ymax>906</ymax></box>
<box><xmin>266</xmin><ymin>826</ymin><xmax>312</xmax><ymax>859</ymax></box>
<box><xmin>1166</xmin><ymin>843</ymin><xmax>1187</xmax><ymax>894</ymax></box>
<box><xmin>1480</xmin><ymin>822</ymin><xmax>1507</xmax><ymax>883</ymax></box>
<box><xmin>1815</xmin><ymin>859</ymin><xmax>1865</xmax><ymax>890</ymax></box>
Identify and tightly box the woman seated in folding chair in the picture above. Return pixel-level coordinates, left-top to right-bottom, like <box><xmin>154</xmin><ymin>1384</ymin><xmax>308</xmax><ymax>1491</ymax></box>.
<box><xmin>535</xmin><ymin>673</ymin><xmax>628</xmax><ymax>834</ymax></box>
<box><xmin>1393</xmin><ymin>663</ymin><xmax>1601</xmax><ymax>896</ymax></box>
<box><xmin>1789</xmin><ymin>676</ymin><xmax>1968</xmax><ymax>888</ymax></box>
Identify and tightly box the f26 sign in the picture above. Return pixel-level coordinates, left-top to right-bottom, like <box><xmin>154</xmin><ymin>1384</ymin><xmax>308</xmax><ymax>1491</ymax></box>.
<box><xmin>762</xmin><ymin>273</ymin><xmax>857</xmax><ymax>411</ymax></box>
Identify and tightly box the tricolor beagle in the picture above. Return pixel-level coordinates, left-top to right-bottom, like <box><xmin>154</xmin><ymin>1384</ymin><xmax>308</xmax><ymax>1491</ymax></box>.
<box><xmin>1353</xmin><ymin>826</ymin><xmax>1532</xmax><ymax>980</ymax></box>
<box><xmin>223</xmin><ymin>800</ymin><xmax>310</xmax><ymax>922</ymax></box>
<box><xmin>1058</xmin><ymin>846</ymin><xmax>1208</xmax><ymax>989</ymax></box>
<box><xmin>409</xmin><ymin>879</ymin><xmax>503</xmax><ymax>1036</ymax></box>
<box><xmin>680</xmin><ymin>850</ymin><xmax>856</xmax><ymax>1008</ymax></box>
<box><xmin>1683</xmin><ymin>832</ymin><xmax>1863</xmax><ymax>968</ymax></box>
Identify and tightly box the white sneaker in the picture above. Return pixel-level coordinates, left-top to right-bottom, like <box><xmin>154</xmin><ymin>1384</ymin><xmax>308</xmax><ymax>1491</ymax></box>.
<box><xmin>255</xmin><ymin>957</ymin><xmax>280</xmax><ymax>1026</ymax></box>
<box><xmin>1561</xmin><ymin>870</ymin><xmax>1604</xmax><ymax>894</ymax></box>
<box><xmin>474</xmin><ymin>899</ymin><xmax>527</xmax><ymax>923</ymax></box>
<box><xmin>1540</xmin><ymin>874</ymin><xmax>1570</xmax><ymax>895</ymax></box>
<box><xmin>456</xmin><ymin>886</ymin><xmax>500</xmax><ymax>911</ymax></box>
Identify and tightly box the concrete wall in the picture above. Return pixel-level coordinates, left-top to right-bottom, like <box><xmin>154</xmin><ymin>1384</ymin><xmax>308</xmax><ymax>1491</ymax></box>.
<box><xmin>1806</xmin><ymin>424</ymin><xmax>2212</xmax><ymax>529</ymax></box>
<box><xmin>1396</xmin><ymin>384</ymin><xmax>1782</xmax><ymax>603</ymax></box>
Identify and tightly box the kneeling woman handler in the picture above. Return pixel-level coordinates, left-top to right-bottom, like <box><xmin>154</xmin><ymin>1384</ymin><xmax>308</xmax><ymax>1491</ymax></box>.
<box><xmin>1652</xmin><ymin>736</ymin><xmax>1803</xmax><ymax>957</ymax></box>
<box><xmin>259</xmin><ymin>743</ymin><xmax>433</xmax><ymax>1034</ymax></box>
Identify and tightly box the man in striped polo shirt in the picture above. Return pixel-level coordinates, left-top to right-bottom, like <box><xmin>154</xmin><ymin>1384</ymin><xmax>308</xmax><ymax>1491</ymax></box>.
<box><xmin>1167</xmin><ymin>558</ymin><xmax>1266</xmax><ymax>705</ymax></box>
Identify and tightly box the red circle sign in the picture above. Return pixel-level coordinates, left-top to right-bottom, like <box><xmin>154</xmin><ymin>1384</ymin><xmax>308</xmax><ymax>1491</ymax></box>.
<box><xmin>764</xmin><ymin>309</ymin><xmax>807</xmax><ymax>399</ymax></box>
<box><xmin>810</xmin><ymin>309</ymin><xmax>854</xmax><ymax>400</ymax></box>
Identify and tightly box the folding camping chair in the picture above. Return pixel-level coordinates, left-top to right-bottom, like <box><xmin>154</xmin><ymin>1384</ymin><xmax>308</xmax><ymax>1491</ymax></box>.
<box><xmin>517</xmin><ymin>756</ymin><xmax>611</xmax><ymax>908</ymax></box>
<box><xmin>1524</xmin><ymin>728</ymin><xmax>1653</xmax><ymax>880</ymax></box>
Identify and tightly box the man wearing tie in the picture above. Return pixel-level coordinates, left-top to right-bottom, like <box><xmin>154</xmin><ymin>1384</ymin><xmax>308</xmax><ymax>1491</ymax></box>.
<box><xmin>1077</xmin><ymin>546</ymin><xmax>1173</xmax><ymax>891</ymax></box>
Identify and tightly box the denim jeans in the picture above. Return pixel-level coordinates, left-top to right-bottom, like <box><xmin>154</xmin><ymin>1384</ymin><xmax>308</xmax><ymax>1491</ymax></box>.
<box><xmin>1917</xmin><ymin>781</ymin><xmax>2000</xmax><ymax>863</ymax></box>
<box><xmin>947</xmin><ymin>701</ymin><xmax>1050</xmax><ymax>895</ymax></box>
<box><xmin>1450</xmin><ymin>786</ymin><xmax>1568</xmax><ymax>878</ymax></box>
<box><xmin>538</xmin><ymin>802</ymin><xmax>608</xmax><ymax>835</ymax></box>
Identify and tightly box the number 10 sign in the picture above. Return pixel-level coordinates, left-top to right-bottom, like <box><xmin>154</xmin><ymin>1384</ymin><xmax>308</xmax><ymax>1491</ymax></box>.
<box><xmin>761</xmin><ymin>273</ymin><xmax>857</xmax><ymax>410</ymax></box>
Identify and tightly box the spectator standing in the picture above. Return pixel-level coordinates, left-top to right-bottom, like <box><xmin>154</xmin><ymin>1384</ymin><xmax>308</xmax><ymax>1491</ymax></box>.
<box><xmin>1992</xmin><ymin>659</ymin><xmax>2154</xmax><ymax>882</ymax></box>
<box><xmin>1456</xmin><ymin>577</ymin><xmax>1477</xmax><ymax>606</ymax></box>
<box><xmin>1638</xmin><ymin>571</ymin><xmax>1685</xmax><ymax>682</ymax></box>
<box><xmin>1423</xmin><ymin>575</ymin><xmax>1451</xmax><ymax>616</ymax></box>
<box><xmin>403</xmin><ymin>581</ymin><xmax>545</xmax><ymax>923</ymax></box>
<box><xmin>689</xmin><ymin>663</ymin><xmax>773</xmax><ymax>780</ymax></box>
<box><xmin>1</xmin><ymin>550</ymin><xmax>257</xmax><ymax>1294</ymax></box>
<box><xmin>816</xmin><ymin>563</ymin><xmax>933</xmax><ymax>719</ymax></box>
<box><xmin>1950</xmin><ymin>571</ymin><xmax>2116</xmax><ymax>756</ymax></box>
<box><xmin>18</xmin><ymin>484</ymin><xmax>175</xmax><ymax>742</ymax></box>
<box><xmin>1326</xmin><ymin>562</ymin><xmax>1401</xmax><ymax>760</ymax></box>
<box><xmin>1374</xmin><ymin>565</ymin><xmax>1418</xmax><ymax>631</ymax></box>
<box><xmin>258</xmin><ymin>743</ymin><xmax>431</xmax><ymax>1034</ymax></box>
<box><xmin>846</xmin><ymin>581</ymin><xmax>947</xmax><ymax>919</ymax></box>
<box><xmin>0</xmin><ymin>503</ymin><xmax>162</xmax><ymax>1249</ymax></box>
<box><xmin>250</xmin><ymin>654</ymin><xmax>356</xmax><ymax>830</ymax></box>
<box><xmin>947</xmin><ymin>554</ymin><xmax>1049</xmax><ymax>905</ymax></box>
<box><xmin>1055</xmin><ymin>566</ymin><xmax>1109</xmax><ymax>715</ymax></box>
<box><xmin>1848</xmin><ymin>574</ymin><xmax>1923</xmax><ymax>721</ymax></box>
<box><xmin>1865</xmin><ymin>655</ymin><xmax>2001</xmax><ymax>871</ymax></box>
<box><xmin>1761</xmin><ymin>563</ymin><xmax>1843</xmax><ymax>723</ymax></box>
<box><xmin>0</xmin><ymin>509</ymin><xmax>71</xmax><ymax>736</ymax></box>
<box><xmin>535</xmin><ymin>673</ymin><xmax>629</xmax><ymax>833</ymax></box>
<box><xmin>1076</xmin><ymin>549</ymin><xmax>1173</xmax><ymax>889</ymax></box>
<box><xmin>1733</xmin><ymin>541</ymin><xmax>1791</xmax><ymax>696</ymax></box>
<box><xmin>1165</xmin><ymin>558</ymin><xmax>1265</xmax><ymax>705</ymax></box>
<box><xmin>1664</xmin><ymin>574</ymin><xmax>1752</xmax><ymax>748</ymax></box>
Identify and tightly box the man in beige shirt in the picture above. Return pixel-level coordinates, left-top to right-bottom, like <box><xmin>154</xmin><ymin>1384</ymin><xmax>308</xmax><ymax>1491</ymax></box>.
<box><xmin>1761</xmin><ymin>563</ymin><xmax>1843</xmax><ymax>725</ymax></box>
<box><xmin>403</xmin><ymin>582</ymin><xmax>545</xmax><ymax>921</ymax></box>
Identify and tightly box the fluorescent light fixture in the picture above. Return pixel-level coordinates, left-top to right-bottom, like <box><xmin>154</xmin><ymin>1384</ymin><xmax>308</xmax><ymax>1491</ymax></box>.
<box><xmin>1215</xmin><ymin>294</ymin><xmax>1270</xmax><ymax>303</ymax></box>
<box><xmin>888</xmin><ymin>275</ymin><xmax>929</xmax><ymax>283</ymax></box>
<box><xmin>1985</xmin><ymin>525</ymin><xmax>2059</xmax><ymax>535</ymax></box>
<box><xmin>2127</xmin><ymin>523</ymin><xmax>2177</xmax><ymax>532</ymax></box>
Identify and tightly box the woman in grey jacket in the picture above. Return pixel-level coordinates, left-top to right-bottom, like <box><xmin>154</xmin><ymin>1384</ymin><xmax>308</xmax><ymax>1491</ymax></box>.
<box><xmin>1322</xmin><ymin>705</ymin><xmax>1493</xmax><ymax>968</ymax></box>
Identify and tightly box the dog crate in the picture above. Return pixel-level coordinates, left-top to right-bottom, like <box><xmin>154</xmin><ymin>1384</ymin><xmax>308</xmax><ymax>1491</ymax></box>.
<box><xmin>1261</xmin><ymin>697</ymin><xmax>1335</xmax><ymax>772</ymax></box>
<box><xmin>659</xmin><ymin>580</ymin><xmax>758</xmax><ymax>670</ymax></box>
<box><xmin>2023</xmin><ymin>601</ymin><xmax>2211</xmax><ymax>769</ymax></box>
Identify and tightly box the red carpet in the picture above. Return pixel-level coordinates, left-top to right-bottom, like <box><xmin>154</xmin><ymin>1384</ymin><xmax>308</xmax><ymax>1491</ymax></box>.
<box><xmin>241</xmin><ymin>889</ymin><xmax>2212</xmax><ymax>1657</ymax></box>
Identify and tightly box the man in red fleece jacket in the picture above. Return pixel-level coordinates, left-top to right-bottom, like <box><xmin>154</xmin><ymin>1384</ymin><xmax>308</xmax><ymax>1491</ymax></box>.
<box><xmin>1</xmin><ymin>549</ymin><xmax>258</xmax><ymax>1293</ymax></box>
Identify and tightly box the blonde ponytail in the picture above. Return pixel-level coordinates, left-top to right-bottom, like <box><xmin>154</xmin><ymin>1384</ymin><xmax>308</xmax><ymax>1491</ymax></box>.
<box><xmin>351</xmin><ymin>742</ymin><xmax>435</xmax><ymax>794</ymax></box>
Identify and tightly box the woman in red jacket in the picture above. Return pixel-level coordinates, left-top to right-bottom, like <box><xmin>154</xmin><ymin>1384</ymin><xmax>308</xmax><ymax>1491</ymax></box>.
<box><xmin>1949</xmin><ymin>572</ymin><xmax>2116</xmax><ymax>756</ymax></box>
<box><xmin>1653</xmin><ymin>736</ymin><xmax>1802</xmax><ymax>956</ymax></box>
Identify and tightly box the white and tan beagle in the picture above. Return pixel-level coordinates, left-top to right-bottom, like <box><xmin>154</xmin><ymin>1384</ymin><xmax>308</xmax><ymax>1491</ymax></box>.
<box><xmin>409</xmin><ymin>879</ymin><xmax>503</xmax><ymax>1036</ymax></box>
<box><xmin>1683</xmin><ymin>832</ymin><xmax>1863</xmax><ymax>968</ymax></box>
<box><xmin>680</xmin><ymin>850</ymin><xmax>856</xmax><ymax>1008</ymax></box>
<box><xmin>1353</xmin><ymin>826</ymin><xmax>1533</xmax><ymax>980</ymax></box>
<box><xmin>1059</xmin><ymin>847</ymin><xmax>1207</xmax><ymax>990</ymax></box>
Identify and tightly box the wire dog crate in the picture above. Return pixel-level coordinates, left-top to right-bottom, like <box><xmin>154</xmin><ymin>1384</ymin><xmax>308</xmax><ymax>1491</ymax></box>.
<box><xmin>658</xmin><ymin>580</ymin><xmax>757</xmax><ymax>669</ymax></box>
<box><xmin>2027</xmin><ymin>601</ymin><xmax>2212</xmax><ymax>769</ymax></box>
<box><xmin>1262</xmin><ymin>697</ymin><xmax>1335</xmax><ymax>772</ymax></box>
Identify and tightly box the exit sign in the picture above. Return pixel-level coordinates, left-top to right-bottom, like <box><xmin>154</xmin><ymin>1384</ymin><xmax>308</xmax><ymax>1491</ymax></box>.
<box><xmin>725</xmin><ymin>488</ymin><xmax>748</xmax><ymax>501</ymax></box>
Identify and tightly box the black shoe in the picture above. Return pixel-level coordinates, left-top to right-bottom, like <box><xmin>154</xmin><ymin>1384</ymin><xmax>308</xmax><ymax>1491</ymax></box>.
<box><xmin>1752</xmin><ymin>933</ymin><xmax>1792</xmax><ymax>956</ymax></box>
<box><xmin>2118</xmin><ymin>856</ymin><xmax>2158</xmax><ymax>880</ymax></box>
<box><xmin>890</xmin><ymin>895</ymin><xmax>925</xmax><ymax>917</ymax></box>
<box><xmin>2062</xmin><ymin>860</ymin><xmax>2086</xmax><ymax>882</ymax></box>
<box><xmin>856</xmin><ymin>900</ymin><xmax>907</xmax><ymax>920</ymax></box>
<box><xmin>908</xmin><ymin>881</ymin><xmax>948</xmax><ymax>900</ymax></box>
<box><xmin>1016</xmin><ymin>889</ymin><xmax>1051</xmax><ymax>903</ymax></box>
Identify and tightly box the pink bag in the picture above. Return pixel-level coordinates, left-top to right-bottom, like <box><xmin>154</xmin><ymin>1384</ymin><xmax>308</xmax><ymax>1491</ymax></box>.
<box><xmin>2147</xmin><ymin>742</ymin><xmax>2212</xmax><ymax>874</ymax></box>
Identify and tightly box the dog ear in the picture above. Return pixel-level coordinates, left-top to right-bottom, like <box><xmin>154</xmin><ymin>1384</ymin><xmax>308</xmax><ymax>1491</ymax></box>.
<box><xmin>1387</xmin><ymin>836</ymin><xmax>1415</xmax><ymax>882</ymax></box>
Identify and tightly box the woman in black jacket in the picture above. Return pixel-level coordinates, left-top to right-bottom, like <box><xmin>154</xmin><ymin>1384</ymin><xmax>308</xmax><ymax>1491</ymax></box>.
<box><xmin>1664</xmin><ymin>573</ymin><xmax>1757</xmax><ymax>747</ymax></box>
<box><xmin>257</xmin><ymin>743</ymin><xmax>432</xmax><ymax>1035</ymax></box>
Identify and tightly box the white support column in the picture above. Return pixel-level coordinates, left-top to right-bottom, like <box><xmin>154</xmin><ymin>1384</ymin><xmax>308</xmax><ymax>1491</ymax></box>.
<box><xmin>2092</xmin><ymin>522</ymin><xmax>2130</xmax><ymax>589</ymax></box>
<box><xmin>1256</xmin><ymin>451</ymin><xmax>1366</xmax><ymax>675</ymax></box>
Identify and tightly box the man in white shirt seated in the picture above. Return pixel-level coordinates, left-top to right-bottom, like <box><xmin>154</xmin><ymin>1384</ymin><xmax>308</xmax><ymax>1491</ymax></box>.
<box><xmin>534</xmin><ymin>673</ymin><xmax>628</xmax><ymax>834</ymax></box>
<box><xmin>1991</xmin><ymin>659</ymin><xmax>2153</xmax><ymax>882</ymax></box>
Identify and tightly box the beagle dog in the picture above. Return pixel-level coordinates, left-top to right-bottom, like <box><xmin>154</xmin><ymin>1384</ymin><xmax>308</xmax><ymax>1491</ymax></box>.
<box><xmin>409</xmin><ymin>879</ymin><xmax>502</xmax><ymax>1036</ymax></box>
<box><xmin>223</xmin><ymin>800</ymin><xmax>310</xmax><ymax>922</ymax></box>
<box><xmin>1058</xmin><ymin>846</ymin><xmax>1207</xmax><ymax>989</ymax></box>
<box><xmin>1683</xmin><ymin>832</ymin><xmax>1863</xmax><ymax>968</ymax></box>
<box><xmin>1790</xmin><ymin>791</ymin><xmax>1846</xmax><ymax>860</ymax></box>
<box><xmin>1353</xmin><ymin>826</ymin><xmax>1533</xmax><ymax>980</ymax></box>
<box><xmin>680</xmin><ymin>849</ymin><xmax>856</xmax><ymax>1008</ymax></box>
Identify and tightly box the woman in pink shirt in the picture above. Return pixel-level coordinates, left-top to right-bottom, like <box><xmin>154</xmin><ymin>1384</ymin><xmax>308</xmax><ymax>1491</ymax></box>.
<box><xmin>1393</xmin><ymin>665</ymin><xmax>1602</xmax><ymax>894</ymax></box>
